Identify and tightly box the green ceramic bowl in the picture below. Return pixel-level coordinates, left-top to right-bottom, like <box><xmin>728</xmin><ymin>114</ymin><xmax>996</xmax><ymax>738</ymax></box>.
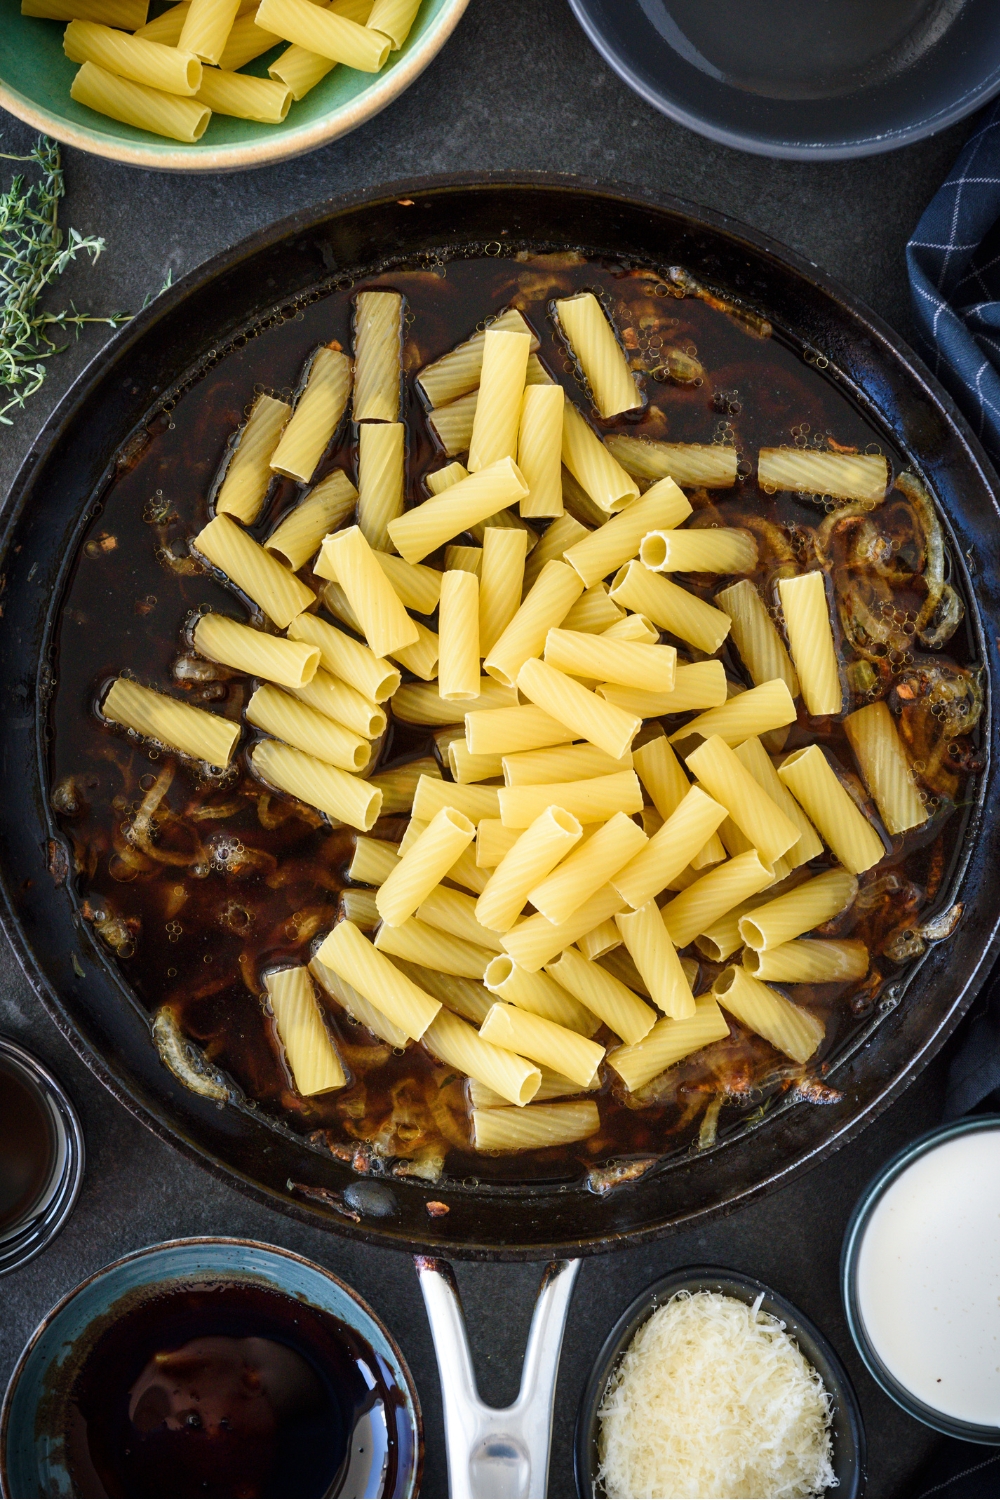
<box><xmin>0</xmin><ymin>0</ymin><xmax>468</xmax><ymax>171</ymax></box>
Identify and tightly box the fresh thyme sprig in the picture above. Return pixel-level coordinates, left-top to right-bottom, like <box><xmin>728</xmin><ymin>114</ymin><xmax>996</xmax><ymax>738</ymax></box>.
<box><xmin>0</xmin><ymin>135</ymin><xmax>130</xmax><ymax>425</ymax></box>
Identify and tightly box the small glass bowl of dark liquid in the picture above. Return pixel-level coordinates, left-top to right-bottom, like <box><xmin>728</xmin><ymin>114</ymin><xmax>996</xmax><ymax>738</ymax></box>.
<box><xmin>0</xmin><ymin>1035</ymin><xmax>84</xmax><ymax>1275</ymax></box>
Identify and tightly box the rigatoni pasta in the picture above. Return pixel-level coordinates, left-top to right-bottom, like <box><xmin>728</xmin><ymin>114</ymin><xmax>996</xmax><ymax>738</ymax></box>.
<box><xmin>479</xmin><ymin>1002</ymin><xmax>604</xmax><ymax>1089</ymax></box>
<box><xmin>478</xmin><ymin>527</ymin><xmax>528</xmax><ymax>655</ymax></box>
<box><xmin>517</xmin><ymin>385</ymin><xmax>564</xmax><ymax>518</ymax></box>
<box><xmin>265</xmin><ymin>966</ymin><xmax>345</xmax><ymax>1095</ymax></box>
<box><xmin>472</xmin><ymin>1101</ymin><xmax>599</xmax><ymax>1152</ymax></box>
<box><xmin>599</xmin><ymin>660</ymin><xmax>729</xmax><ymax>718</ymax></box>
<box><xmin>193</xmin><ymin>513</ymin><xmax>315</xmax><ymax>629</ymax></box>
<box><xmin>778</xmin><ymin>745</ymin><xmax>886</xmax><ymax>874</ymax></box>
<box><xmin>714</xmin><ymin>578</ymin><xmax>798</xmax><ymax>697</ymax></box>
<box><xmin>516</xmin><ymin>658</ymin><xmax>641</xmax><ymax>761</ymax></box>
<box><xmin>215</xmin><ymin>394</ymin><xmax>291</xmax><ymax>524</ymax></box>
<box><xmin>468</xmin><ymin>329</ymin><xmax>530</xmax><ymax>473</ymax></box>
<box><xmin>375</xmin><ymin>806</ymin><xmax>475</xmax><ymax>926</ymax></box>
<box><xmin>561</xmin><ymin>400</ymin><xmax>639</xmax><ymax>513</ymax></box>
<box><xmin>604</xmin><ymin>435</ymin><xmax>739</xmax><ymax>489</ymax></box>
<box><xmin>64</xmin><ymin>20</ymin><xmax>202</xmax><ymax>95</ymax></box>
<box><xmin>611</xmin><ymin>785</ymin><xmax>726</xmax><ymax>910</ymax></box>
<box><xmin>555</xmin><ymin>291</ymin><xmax>641</xmax><ymax>418</ymax></box>
<box><xmin>528</xmin><ymin>811</ymin><xmax>647</xmax><ymax>925</ymax></box>
<box><xmin>353</xmin><ymin>290</ymin><xmax>402</xmax><ymax>422</ymax></box>
<box><xmin>316</xmin><ymin>525</ymin><xmax>417</xmax><ymax>659</ymax></box>
<box><xmin>639</xmin><ymin>527</ymin><xmax>757</xmax><ymax>576</ymax></box>
<box><xmin>544</xmin><ymin>628</ymin><xmax>677</xmax><ymax>694</ymax></box>
<box><xmin>256</xmin><ymin>0</ymin><xmax>390</xmax><ymax>67</ymax></box>
<box><xmin>287</xmin><ymin>612</ymin><xmax>399</xmax><ymax>702</ymax></box>
<box><xmin>387</xmin><ymin>457</ymin><xmax>528</xmax><ymax>564</ymax></box>
<box><xmin>246</xmin><ymin>683</ymin><xmax>370</xmax><ymax>770</ymax></box>
<box><xmin>668</xmin><ymin>678</ymin><xmax>796</xmax><ymax>747</ymax></box>
<box><xmin>546</xmin><ymin>946</ymin><xmax>656</xmax><ymax>1046</ymax></box>
<box><xmin>476</xmin><ymin>805</ymin><xmax>581</xmax><ymax>932</ymax></box>
<box><xmin>659</xmin><ymin>850</ymin><xmax>774</xmax><ymax>949</ymax></box>
<box><xmin>356</xmin><ymin>422</ymin><xmax>405</xmax><ymax>552</ymax></box>
<box><xmin>685</xmin><ymin>735</ymin><xmax>800</xmax><ymax>867</ymax></box>
<box><xmin>103</xmin><ymin>678</ymin><xmax>239</xmax><ymax>766</ymax></box>
<box><xmin>269</xmin><ymin>346</ymin><xmax>352</xmax><ymax>484</ymax></box>
<box><xmin>744</xmin><ymin>939</ymin><xmax>869</xmax><ymax>983</ymax></box>
<box><xmin>193</xmin><ymin>612</ymin><xmax>319</xmax><ymax>689</ymax></box>
<box><xmin>610</xmin><ymin>560</ymin><xmax>732</xmax><ymax>654</ymax></box>
<box><xmin>607</xmin><ymin>1000</ymin><xmax>730</xmax><ymax>1093</ymax></box>
<box><xmin>423</xmin><ymin>1007</ymin><xmax>540</xmax><ymax>1108</ymax></box>
<box><xmin>502</xmin><ymin>741</ymin><xmax>631</xmax><ymax>786</ymax></box>
<box><xmin>70</xmin><ymin>61</ymin><xmax>211</xmax><ymax>142</ymax></box>
<box><xmin>615</xmin><ymin>902</ymin><xmax>695</xmax><ymax>1020</ymax></box>
<box><xmin>483</xmin><ymin>559</ymin><xmax>584</xmax><ymax>688</ymax></box>
<box><xmin>758</xmin><ymin>447</ymin><xmax>888</xmax><ymax>504</ymax></box>
<box><xmin>777</xmin><ymin>572</ymin><xmax>842</xmax><ymax>716</ymax></box>
<box><xmin>844</xmin><ymin>702</ymin><xmax>927</xmax><ymax>835</ymax></box>
<box><xmin>498</xmin><ymin>770</ymin><xmax>643</xmax><ymax>830</ymax></box>
<box><xmin>712</xmin><ymin>965</ymin><xmax>824</xmax><ymax>1064</ymax></box>
<box><xmin>738</xmin><ymin>867</ymin><xmax>858</xmax><ymax>952</ymax></box>
<box><xmin>483</xmin><ymin>955</ymin><xmax>600</xmax><ymax>1037</ymax></box>
<box><xmin>438</xmin><ymin>568</ymin><xmax>481</xmax><ymax>701</ymax></box>
<box><xmin>264</xmin><ymin>469</ymin><xmax>357</xmax><ymax>570</ymax></box>
<box><xmin>314</xmin><ymin>918</ymin><xmax>440</xmax><ymax>1038</ymax></box>
<box><xmin>250</xmin><ymin>739</ymin><xmax>380</xmax><ymax>829</ymax></box>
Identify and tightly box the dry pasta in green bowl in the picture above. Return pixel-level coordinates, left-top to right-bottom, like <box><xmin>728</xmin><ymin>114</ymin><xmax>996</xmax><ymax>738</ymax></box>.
<box><xmin>0</xmin><ymin>0</ymin><xmax>469</xmax><ymax>171</ymax></box>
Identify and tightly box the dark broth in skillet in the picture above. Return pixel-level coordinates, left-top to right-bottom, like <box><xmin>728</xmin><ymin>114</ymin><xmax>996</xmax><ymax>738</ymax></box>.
<box><xmin>47</xmin><ymin>250</ymin><xmax>982</xmax><ymax>1187</ymax></box>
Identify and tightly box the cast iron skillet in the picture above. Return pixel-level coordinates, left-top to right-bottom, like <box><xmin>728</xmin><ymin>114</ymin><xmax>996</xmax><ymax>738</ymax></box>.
<box><xmin>2</xmin><ymin>175</ymin><xmax>998</xmax><ymax>1259</ymax></box>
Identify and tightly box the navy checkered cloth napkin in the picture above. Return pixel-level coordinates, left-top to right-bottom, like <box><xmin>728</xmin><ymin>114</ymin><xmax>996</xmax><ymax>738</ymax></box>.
<box><xmin>908</xmin><ymin>98</ymin><xmax>1000</xmax><ymax>471</ymax></box>
<box><xmin>906</xmin><ymin>107</ymin><xmax>1000</xmax><ymax>1121</ymax></box>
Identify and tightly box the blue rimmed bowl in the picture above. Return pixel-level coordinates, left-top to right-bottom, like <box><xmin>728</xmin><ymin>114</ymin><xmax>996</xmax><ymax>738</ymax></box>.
<box><xmin>574</xmin><ymin>1265</ymin><xmax>865</xmax><ymax>1498</ymax></box>
<box><xmin>0</xmin><ymin>1236</ymin><xmax>422</xmax><ymax>1498</ymax></box>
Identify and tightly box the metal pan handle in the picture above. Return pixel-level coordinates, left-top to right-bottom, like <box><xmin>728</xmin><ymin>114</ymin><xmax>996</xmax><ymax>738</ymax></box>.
<box><xmin>415</xmin><ymin>1255</ymin><xmax>580</xmax><ymax>1499</ymax></box>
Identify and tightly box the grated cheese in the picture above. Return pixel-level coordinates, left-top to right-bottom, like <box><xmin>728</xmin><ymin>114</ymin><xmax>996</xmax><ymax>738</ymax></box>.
<box><xmin>597</xmin><ymin>1289</ymin><xmax>836</xmax><ymax>1499</ymax></box>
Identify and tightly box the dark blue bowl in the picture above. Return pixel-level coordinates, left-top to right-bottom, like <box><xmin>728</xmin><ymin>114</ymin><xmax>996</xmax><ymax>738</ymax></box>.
<box><xmin>574</xmin><ymin>1265</ymin><xmax>865</xmax><ymax>1497</ymax></box>
<box><xmin>567</xmin><ymin>0</ymin><xmax>1000</xmax><ymax>159</ymax></box>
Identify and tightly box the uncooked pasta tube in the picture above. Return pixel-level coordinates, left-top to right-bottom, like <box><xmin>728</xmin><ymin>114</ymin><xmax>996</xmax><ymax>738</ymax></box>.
<box><xmin>353</xmin><ymin>290</ymin><xmax>402</xmax><ymax>422</ymax></box>
<box><xmin>604</xmin><ymin>435</ymin><xmax>738</xmax><ymax>489</ymax></box>
<box><xmin>484</xmin><ymin>559</ymin><xmax>584</xmax><ymax>688</ymax></box>
<box><xmin>546</xmin><ymin>946</ymin><xmax>655</xmax><ymax>1046</ymax></box>
<box><xmin>194</xmin><ymin>515</ymin><xmax>315</xmax><ymax>628</ymax></box>
<box><xmin>610</xmin><ymin>560</ymin><xmax>731</xmax><ymax>653</ymax></box>
<box><xmin>502</xmin><ymin>741</ymin><xmax>631</xmax><ymax>786</ymax></box>
<box><xmin>445</xmin><ymin>545</ymin><xmax>482</xmax><ymax>576</ymax></box>
<box><xmin>392</xmin><ymin>677</ymin><xmax>516</xmax><ymax>726</ymax></box>
<box><xmin>475</xmin><ymin>819</ymin><xmax>520</xmax><ymax>869</ymax></box>
<box><xmin>178</xmin><ymin>0</ymin><xmax>239</xmax><ymax>63</ymax></box>
<box><xmin>196</xmin><ymin>68</ymin><xmax>291</xmax><ymax>121</ymax></box>
<box><xmin>468</xmin><ymin>329</ymin><xmax>531</xmax><ymax>472</ymax></box>
<box><xmin>215</xmin><ymin>394</ymin><xmax>291</xmax><ymax>524</ymax></box>
<box><xmin>374</xmin><ymin>916</ymin><xmax>493</xmax><ymax>980</ymax></box>
<box><xmin>366</xmin><ymin>756</ymin><xmax>439</xmax><ymax>814</ymax></box>
<box><xmin>102</xmin><ymin>678</ymin><xmax>238</xmax><ymax>766</ymax></box>
<box><xmin>601</xmin><ymin>612</ymin><xmax>658</xmax><ymax>644</ymax></box>
<box><xmin>562</xmin><ymin>478</ymin><xmax>691</xmax><ymax>590</ymax></box>
<box><xmin>480</xmin><ymin>1003</ymin><xmax>604</xmax><ymax>1089</ymax></box>
<box><xmin>411</xmin><ymin>774</ymin><xmax>500</xmax><ymax>824</ymax></box>
<box><xmin>438</xmin><ymin>569</ymin><xmax>481</xmax><ymax>701</ymax></box>
<box><xmin>778</xmin><ymin>745</ymin><xmax>886</xmax><ymax>873</ymax></box>
<box><xmin>669</xmin><ymin>678</ymin><xmax>796</xmax><ymax>747</ymax></box>
<box><xmin>599</xmin><ymin>661</ymin><xmax>729</xmax><ymax>719</ymax></box>
<box><xmin>777</xmin><ymin>572</ymin><xmax>842</xmax><ymax>716</ymax></box>
<box><xmin>685</xmin><ymin>735</ymin><xmax>800</xmax><ymax>867</ymax></box>
<box><xmin>738</xmin><ymin>867</ymin><xmax>858</xmax><ymax>952</ymax></box>
<box><xmin>448</xmin><ymin>739</ymin><xmax>504</xmax><ymax>784</ymax></box>
<box><xmin>70</xmin><ymin>61</ymin><xmax>210</xmax><ymax>141</ymax></box>
<box><xmin>745</xmin><ymin>938</ymin><xmax>869</xmax><ymax>983</ymax></box>
<box><xmin>639</xmin><ymin>527</ymin><xmax>758</xmax><ymax>575</ymax></box>
<box><xmin>758</xmin><ymin>448</ymin><xmax>888</xmax><ymax>504</ymax></box>
<box><xmin>561</xmin><ymin>400</ymin><xmax>639</xmax><ymax>513</ymax></box>
<box><xmin>376</xmin><ymin>807</ymin><xmax>475</xmax><ymax>926</ymax></box>
<box><xmin>356</xmin><ymin>422</ymin><xmax>404</xmax><ymax>552</ymax></box>
<box><xmin>417</xmin><ymin>309</ymin><xmax>537</xmax><ymax>407</ymax></box>
<box><xmin>193</xmin><ymin>613</ymin><xmax>319</xmax><ymax>689</ymax></box>
<box><xmin>479</xmin><ymin>528</ymin><xmax>528</xmax><ymax>655</ymax></box>
<box><xmin>217</xmin><ymin>11</ymin><xmax>282</xmax><ymax>68</ymax></box>
<box><xmin>465</xmin><ymin>702</ymin><xmax>574</xmax><ymax>756</ymax></box>
<box><xmin>416</xmin><ymin>886</ymin><xmax>504</xmax><ymax>953</ymax></box>
<box><xmin>500</xmin><ymin>884</ymin><xmax>626</xmax><ymax>972</ymax></box>
<box><xmin>483</xmin><ymin>955</ymin><xmax>599</xmax><ymax>1037</ymax></box>
<box><xmin>423</xmin><ymin>1008</ymin><xmax>540</xmax><ymax>1107</ymax></box>
<box><xmin>250</xmin><ymin>740</ymin><xmax>380</xmax><ymax>829</ymax></box>
<box><xmin>314</xmin><ymin>918</ymin><xmax>439</xmax><ymax>1038</ymax></box>
<box><xmin>26</xmin><ymin>0</ymin><xmax>147</xmax><ymax>21</ymax></box>
<box><xmin>615</xmin><ymin>903</ymin><xmax>694</xmax><ymax>1020</ymax></box>
<box><xmin>468</xmin><ymin>1068</ymin><xmax>597</xmax><ymax>1109</ymax></box>
<box><xmin>712</xmin><ymin>965</ymin><xmax>824</xmax><ymax>1064</ymax></box>
<box><xmin>373</xmin><ymin>552</ymin><xmax>442</xmax><ymax>614</ymax></box>
<box><xmin>611</xmin><ymin>785</ymin><xmax>726</xmax><ymax>910</ymax></box>
<box><xmin>543</xmin><ymin>628</ymin><xmax>676</xmax><ymax>694</ymax></box>
<box><xmin>256</xmin><ymin>0</ymin><xmax>389</xmax><ymax>65</ymax></box>
<box><xmin>310</xmin><ymin>953</ymin><xmax>409</xmax><ymax>1048</ymax></box>
<box><xmin>528</xmin><ymin>811</ymin><xmax>647</xmax><ymax>925</ymax></box>
<box><xmin>269</xmin><ymin>346</ymin><xmax>352</xmax><ymax>484</ymax></box>
<box><xmin>135</xmin><ymin>1</ymin><xmax>191</xmax><ymax>42</ymax></box>
<box><xmin>316</xmin><ymin>525</ymin><xmax>417</xmax><ymax>659</ymax></box>
<box><xmin>715</xmin><ymin>578</ymin><xmax>798</xmax><ymax>697</ymax></box>
<box><xmin>384</xmin><ymin>958</ymin><xmax>490</xmax><ymax>1026</ymax></box>
<box><xmin>265</xmin><ymin>470</ymin><xmax>357</xmax><ymax>570</ymax></box>
<box><xmin>64</xmin><ymin>20</ymin><xmax>202</xmax><ymax>94</ymax></box>
<box><xmin>288</xmin><ymin>612</ymin><xmax>399</xmax><ymax>702</ymax></box>
<box><xmin>498</xmin><ymin>770</ymin><xmax>643</xmax><ymax>830</ymax></box>
<box><xmin>844</xmin><ymin>701</ymin><xmax>927</xmax><ymax>835</ymax></box>
<box><xmin>342</xmin><ymin>889</ymin><xmax>385</xmax><ymax>931</ymax></box>
<box><xmin>516</xmin><ymin>658</ymin><xmax>641</xmax><ymax>761</ymax></box>
<box><xmin>523</xmin><ymin>512</ymin><xmax>590</xmax><ymax>590</ymax></box>
<box><xmin>555</xmin><ymin>291</ymin><xmax>641</xmax><ymax>418</ymax></box>
<box><xmin>349</xmin><ymin>835</ymin><xmax>400</xmax><ymax>886</ymax></box>
<box><xmin>577</xmin><ymin>919</ymin><xmax>621</xmax><ymax>961</ymax></box>
<box><xmin>246</xmin><ymin>684</ymin><xmax>369</xmax><ymax>771</ymax></box>
<box><xmin>472</xmin><ymin>1100</ymin><xmax>599</xmax><ymax>1151</ymax></box>
<box><xmin>607</xmin><ymin>999</ymin><xmax>730</xmax><ymax>1092</ymax></box>
<box><xmin>476</xmin><ymin>805</ymin><xmax>581</xmax><ymax>932</ymax></box>
<box><xmin>632</xmin><ymin>733</ymin><xmax>689</xmax><ymax>819</ymax></box>
<box><xmin>560</xmin><ymin>585</ymin><xmax>623</xmax><ymax>634</ymax></box>
<box><xmin>387</xmin><ymin>457</ymin><xmax>528</xmax><ymax>564</ymax></box>
<box><xmin>517</xmin><ymin>384</ymin><xmax>564</xmax><ymax>517</ymax></box>
<box><xmin>659</xmin><ymin>850</ymin><xmax>774</xmax><ymax>949</ymax></box>
<box><xmin>266</xmin><ymin>967</ymin><xmax>345</xmax><ymax>1095</ymax></box>
<box><xmin>428</xmin><ymin>393</ymin><xmax>477</xmax><ymax>456</ymax></box>
<box><xmin>733</xmin><ymin>737</ymin><xmax>822</xmax><ymax>867</ymax></box>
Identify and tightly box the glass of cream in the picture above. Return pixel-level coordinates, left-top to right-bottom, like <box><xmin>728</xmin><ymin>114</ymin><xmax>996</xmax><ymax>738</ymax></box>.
<box><xmin>841</xmin><ymin>1116</ymin><xmax>1000</xmax><ymax>1443</ymax></box>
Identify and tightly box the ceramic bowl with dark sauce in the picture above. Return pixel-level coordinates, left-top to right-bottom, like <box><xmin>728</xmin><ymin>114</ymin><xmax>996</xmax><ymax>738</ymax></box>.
<box><xmin>0</xmin><ymin>1034</ymin><xmax>83</xmax><ymax>1277</ymax></box>
<box><xmin>0</xmin><ymin>1237</ymin><xmax>421</xmax><ymax>1499</ymax></box>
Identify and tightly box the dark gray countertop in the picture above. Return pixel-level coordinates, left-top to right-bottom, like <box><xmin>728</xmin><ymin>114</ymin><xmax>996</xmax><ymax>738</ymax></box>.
<box><xmin>0</xmin><ymin>2</ymin><xmax>975</xmax><ymax>1494</ymax></box>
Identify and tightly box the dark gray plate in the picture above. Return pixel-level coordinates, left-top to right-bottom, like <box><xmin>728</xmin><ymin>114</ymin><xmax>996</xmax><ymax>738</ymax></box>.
<box><xmin>567</xmin><ymin>0</ymin><xmax>1000</xmax><ymax>158</ymax></box>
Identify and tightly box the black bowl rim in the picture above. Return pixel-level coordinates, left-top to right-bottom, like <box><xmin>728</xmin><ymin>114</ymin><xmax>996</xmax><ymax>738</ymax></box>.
<box><xmin>2</xmin><ymin>170</ymin><xmax>999</xmax><ymax>1258</ymax></box>
<box><xmin>0</xmin><ymin>1034</ymin><xmax>84</xmax><ymax>1278</ymax></box>
<box><xmin>566</xmin><ymin>0</ymin><xmax>1000</xmax><ymax>160</ymax></box>
<box><xmin>0</xmin><ymin>1234</ymin><xmax>424</xmax><ymax>1500</ymax></box>
<box><xmin>573</xmin><ymin>1264</ymin><xmax>866</xmax><ymax>1498</ymax></box>
<box><xmin>840</xmin><ymin>1113</ymin><xmax>1000</xmax><ymax>1446</ymax></box>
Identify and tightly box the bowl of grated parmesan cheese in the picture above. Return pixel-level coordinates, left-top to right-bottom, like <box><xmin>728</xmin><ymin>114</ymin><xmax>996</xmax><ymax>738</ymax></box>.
<box><xmin>575</xmin><ymin>1268</ymin><xmax>864</xmax><ymax>1500</ymax></box>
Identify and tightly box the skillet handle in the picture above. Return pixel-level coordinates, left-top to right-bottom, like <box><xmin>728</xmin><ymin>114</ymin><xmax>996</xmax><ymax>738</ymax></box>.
<box><xmin>414</xmin><ymin>1255</ymin><xmax>580</xmax><ymax>1499</ymax></box>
